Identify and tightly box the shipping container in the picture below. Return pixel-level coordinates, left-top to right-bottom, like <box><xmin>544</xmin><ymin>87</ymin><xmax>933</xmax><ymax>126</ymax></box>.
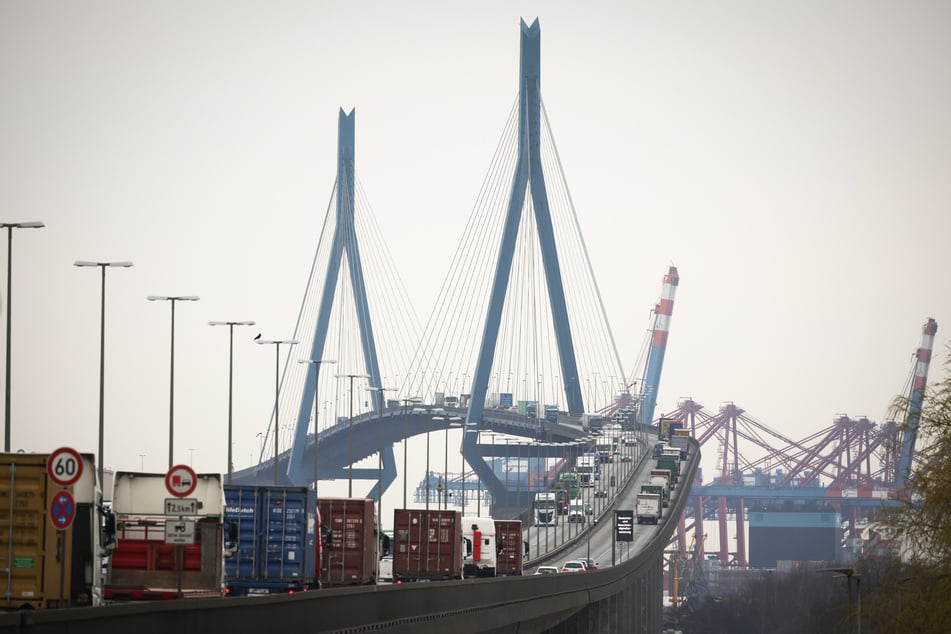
<box><xmin>649</xmin><ymin>469</ymin><xmax>671</xmax><ymax>507</ymax></box>
<box><xmin>393</xmin><ymin>509</ymin><xmax>463</xmax><ymax>581</ymax></box>
<box><xmin>107</xmin><ymin>471</ymin><xmax>225</xmax><ymax>601</ymax></box>
<box><xmin>494</xmin><ymin>519</ymin><xmax>524</xmax><ymax>576</ymax></box>
<box><xmin>224</xmin><ymin>485</ymin><xmax>318</xmax><ymax>596</ymax></box>
<box><xmin>0</xmin><ymin>452</ymin><xmax>109</xmax><ymax>609</ymax></box>
<box><xmin>658</xmin><ymin>417</ymin><xmax>678</xmax><ymax>440</ymax></box>
<box><xmin>656</xmin><ymin>457</ymin><xmax>680</xmax><ymax>484</ymax></box>
<box><xmin>318</xmin><ymin>497</ymin><xmax>376</xmax><ymax>586</ymax></box>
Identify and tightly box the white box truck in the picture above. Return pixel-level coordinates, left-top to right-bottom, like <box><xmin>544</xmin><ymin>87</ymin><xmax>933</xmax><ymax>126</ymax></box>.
<box><xmin>636</xmin><ymin>493</ymin><xmax>662</xmax><ymax>525</ymax></box>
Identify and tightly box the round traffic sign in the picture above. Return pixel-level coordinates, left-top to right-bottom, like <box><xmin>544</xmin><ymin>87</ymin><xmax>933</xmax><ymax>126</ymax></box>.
<box><xmin>47</xmin><ymin>447</ymin><xmax>83</xmax><ymax>487</ymax></box>
<box><xmin>49</xmin><ymin>490</ymin><xmax>76</xmax><ymax>530</ymax></box>
<box><xmin>165</xmin><ymin>464</ymin><xmax>198</xmax><ymax>498</ymax></box>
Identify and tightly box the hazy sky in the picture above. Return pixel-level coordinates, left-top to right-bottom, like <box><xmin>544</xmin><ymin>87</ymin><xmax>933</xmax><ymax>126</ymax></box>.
<box><xmin>1</xmin><ymin>1</ymin><xmax>949</xmax><ymax>483</ymax></box>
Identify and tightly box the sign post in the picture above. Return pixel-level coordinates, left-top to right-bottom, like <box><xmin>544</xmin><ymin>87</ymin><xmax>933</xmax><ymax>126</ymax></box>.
<box><xmin>47</xmin><ymin>447</ymin><xmax>82</xmax><ymax>607</ymax></box>
<box><xmin>47</xmin><ymin>447</ymin><xmax>83</xmax><ymax>487</ymax></box>
<box><xmin>165</xmin><ymin>464</ymin><xmax>198</xmax><ymax>498</ymax></box>
<box><xmin>165</xmin><ymin>465</ymin><xmax>198</xmax><ymax>598</ymax></box>
<box><xmin>615</xmin><ymin>510</ymin><xmax>634</xmax><ymax>567</ymax></box>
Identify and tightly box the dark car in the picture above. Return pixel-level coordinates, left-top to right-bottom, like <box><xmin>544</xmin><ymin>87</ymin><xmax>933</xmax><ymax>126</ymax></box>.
<box><xmin>594</xmin><ymin>488</ymin><xmax>607</xmax><ymax>498</ymax></box>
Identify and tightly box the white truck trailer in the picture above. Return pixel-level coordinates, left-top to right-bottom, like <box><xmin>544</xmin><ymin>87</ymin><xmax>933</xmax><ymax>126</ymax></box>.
<box><xmin>636</xmin><ymin>493</ymin><xmax>662</xmax><ymax>525</ymax></box>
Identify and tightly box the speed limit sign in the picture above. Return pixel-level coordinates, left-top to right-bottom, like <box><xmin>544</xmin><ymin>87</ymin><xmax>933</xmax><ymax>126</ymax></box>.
<box><xmin>47</xmin><ymin>447</ymin><xmax>84</xmax><ymax>487</ymax></box>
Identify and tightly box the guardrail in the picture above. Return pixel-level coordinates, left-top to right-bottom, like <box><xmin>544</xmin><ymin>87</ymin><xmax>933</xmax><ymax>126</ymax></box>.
<box><xmin>0</xmin><ymin>439</ymin><xmax>699</xmax><ymax>633</ymax></box>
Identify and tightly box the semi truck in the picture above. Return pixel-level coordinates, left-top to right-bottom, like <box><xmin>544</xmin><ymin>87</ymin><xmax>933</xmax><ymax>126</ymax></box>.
<box><xmin>462</xmin><ymin>516</ymin><xmax>497</xmax><ymax>577</ymax></box>
<box><xmin>392</xmin><ymin>508</ymin><xmax>464</xmax><ymax>582</ymax></box>
<box><xmin>567</xmin><ymin>500</ymin><xmax>586</xmax><ymax>523</ymax></box>
<box><xmin>636</xmin><ymin>493</ymin><xmax>662</xmax><ymax>525</ymax></box>
<box><xmin>107</xmin><ymin>471</ymin><xmax>226</xmax><ymax>601</ymax></box>
<box><xmin>658</xmin><ymin>418</ymin><xmax>682</xmax><ymax>440</ymax></box>
<box><xmin>575</xmin><ymin>455</ymin><xmax>598</xmax><ymax>487</ymax></box>
<box><xmin>671</xmin><ymin>429</ymin><xmax>690</xmax><ymax>459</ymax></box>
<box><xmin>533</xmin><ymin>491</ymin><xmax>558</xmax><ymax>526</ymax></box>
<box><xmin>596</xmin><ymin>439</ymin><xmax>614</xmax><ymax>463</ymax></box>
<box><xmin>318</xmin><ymin>497</ymin><xmax>377</xmax><ymax>586</ymax></box>
<box><xmin>648</xmin><ymin>469</ymin><xmax>671</xmax><ymax>507</ymax></box>
<box><xmin>223</xmin><ymin>484</ymin><xmax>319</xmax><ymax>596</ymax></box>
<box><xmin>640</xmin><ymin>484</ymin><xmax>664</xmax><ymax>504</ymax></box>
<box><xmin>0</xmin><ymin>452</ymin><xmax>113</xmax><ymax>609</ymax></box>
<box><xmin>494</xmin><ymin>519</ymin><xmax>524</xmax><ymax>576</ymax></box>
<box><xmin>656</xmin><ymin>456</ymin><xmax>680</xmax><ymax>485</ymax></box>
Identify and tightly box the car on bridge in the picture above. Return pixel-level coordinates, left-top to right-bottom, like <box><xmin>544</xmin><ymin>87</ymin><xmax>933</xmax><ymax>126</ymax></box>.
<box><xmin>561</xmin><ymin>561</ymin><xmax>586</xmax><ymax>573</ymax></box>
<box><xmin>620</xmin><ymin>454</ymin><xmax>634</xmax><ymax>462</ymax></box>
<box><xmin>533</xmin><ymin>566</ymin><xmax>559</xmax><ymax>575</ymax></box>
<box><xmin>579</xmin><ymin>558</ymin><xmax>598</xmax><ymax>571</ymax></box>
<box><xmin>594</xmin><ymin>488</ymin><xmax>607</xmax><ymax>498</ymax></box>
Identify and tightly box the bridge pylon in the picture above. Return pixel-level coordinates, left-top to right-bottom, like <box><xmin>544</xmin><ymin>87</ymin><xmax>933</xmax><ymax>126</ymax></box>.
<box><xmin>286</xmin><ymin>109</ymin><xmax>389</xmax><ymax>487</ymax></box>
<box><xmin>463</xmin><ymin>19</ymin><xmax>586</xmax><ymax>509</ymax></box>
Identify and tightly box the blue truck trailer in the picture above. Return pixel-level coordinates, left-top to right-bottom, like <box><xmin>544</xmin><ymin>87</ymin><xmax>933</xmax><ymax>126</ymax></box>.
<box><xmin>224</xmin><ymin>485</ymin><xmax>319</xmax><ymax>596</ymax></box>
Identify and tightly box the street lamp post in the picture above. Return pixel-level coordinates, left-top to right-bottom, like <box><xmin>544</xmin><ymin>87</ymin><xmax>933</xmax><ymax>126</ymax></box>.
<box><xmin>433</xmin><ymin>415</ymin><xmax>461</xmax><ymax>510</ymax></box>
<box><xmin>209</xmin><ymin>320</ymin><xmax>255</xmax><ymax>485</ymax></box>
<box><xmin>75</xmin><ymin>260</ymin><xmax>132</xmax><ymax>486</ymax></box>
<box><xmin>366</xmin><ymin>386</ymin><xmax>395</xmax><ymax>507</ymax></box>
<box><xmin>367</xmin><ymin>386</ymin><xmax>394</xmax><ymax>559</ymax></box>
<box><xmin>425</xmin><ymin>417</ymin><xmax>434</xmax><ymax>510</ymax></box>
<box><xmin>257</xmin><ymin>339</ymin><xmax>298</xmax><ymax>485</ymax></box>
<box><xmin>445</xmin><ymin>419</ymin><xmax>451</xmax><ymax>509</ymax></box>
<box><xmin>400</xmin><ymin>397</ymin><xmax>420</xmax><ymax>508</ymax></box>
<box><xmin>3</xmin><ymin>221</ymin><xmax>44</xmax><ymax>452</ymax></box>
<box><xmin>817</xmin><ymin>567</ymin><xmax>861</xmax><ymax>634</ymax></box>
<box><xmin>147</xmin><ymin>295</ymin><xmax>199</xmax><ymax>468</ymax></box>
<box><xmin>336</xmin><ymin>373</ymin><xmax>368</xmax><ymax>497</ymax></box>
<box><xmin>299</xmin><ymin>359</ymin><xmax>336</xmax><ymax>497</ymax></box>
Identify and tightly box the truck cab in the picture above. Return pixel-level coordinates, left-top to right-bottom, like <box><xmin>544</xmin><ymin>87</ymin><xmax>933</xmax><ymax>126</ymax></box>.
<box><xmin>533</xmin><ymin>492</ymin><xmax>557</xmax><ymax>526</ymax></box>
<box><xmin>462</xmin><ymin>517</ymin><xmax>497</xmax><ymax>577</ymax></box>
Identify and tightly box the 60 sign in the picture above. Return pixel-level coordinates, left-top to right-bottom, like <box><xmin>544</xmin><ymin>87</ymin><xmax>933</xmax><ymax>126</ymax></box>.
<box><xmin>47</xmin><ymin>447</ymin><xmax>84</xmax><ymax>487</ymax></box>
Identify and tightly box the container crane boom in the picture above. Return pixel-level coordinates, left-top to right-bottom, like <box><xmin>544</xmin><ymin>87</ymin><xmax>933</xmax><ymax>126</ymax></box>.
<box><xmin>895</xmin><ymin>317</ymin><xmax>938</xmax><ymax>490</ymax></box>
<box><xmin>639</xmin><ymin>266</ymin><xmax>680</xmax><ymax>425</ymax></box>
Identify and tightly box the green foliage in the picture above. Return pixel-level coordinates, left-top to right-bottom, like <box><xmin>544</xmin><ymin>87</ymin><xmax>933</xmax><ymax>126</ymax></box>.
<box><xmin>860</xmin><ymin>344</ymin><xmax>951</xmax><ymax>633</ymax></box>
<box><xmin>887</xmin><ymin>344</ymin><xmax>951</xmax><ymax>564</ymax></box>
<box><xmin>673</xmin><ymin>569</ymin><xmax>846</xmax><ymax>633</ymax></box>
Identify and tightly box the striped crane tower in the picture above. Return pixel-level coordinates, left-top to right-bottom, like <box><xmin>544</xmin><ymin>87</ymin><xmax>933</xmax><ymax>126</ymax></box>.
<box><xmin>895</xmin><ymin>317</ymin><xmax>938</xmax><ymax>490</ymax></box>
<box><xmin>639</xmin><ymin>266</ymin><xmax>680</xmax><ymax>426</ymax></box>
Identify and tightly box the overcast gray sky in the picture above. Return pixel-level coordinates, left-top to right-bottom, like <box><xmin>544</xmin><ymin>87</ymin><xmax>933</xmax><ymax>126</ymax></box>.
<box><xmin>1</xmin><ymin>1</ymin><xmax>949</xmax><ymax>482</ymax></box>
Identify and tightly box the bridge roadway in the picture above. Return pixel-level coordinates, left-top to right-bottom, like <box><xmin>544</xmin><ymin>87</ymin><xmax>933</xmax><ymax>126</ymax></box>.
<box><xmin>0</xmin><ymin>439</ymin><xmax>700</xmax><ymax>634</ymax></box>
<box><xmin>232</xmin><ymin>405</ymin><xmax>593</xmax><ymax>503</ymax></box>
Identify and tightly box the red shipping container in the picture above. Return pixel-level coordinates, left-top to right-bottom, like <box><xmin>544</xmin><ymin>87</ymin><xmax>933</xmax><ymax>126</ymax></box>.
<box><xmin>318</xmin><ymin>498</ymin><xmax>377</xmax><ymax>586</ymax></box>
<box><xmin>494</xmin><ymin>519</ymin><xmax>524</xmax><ymax>576</ymax></box>
<box><xmin>392</xmin><ymin>509</ymin><xmax>463</xmax><ymax>581</ymax></box>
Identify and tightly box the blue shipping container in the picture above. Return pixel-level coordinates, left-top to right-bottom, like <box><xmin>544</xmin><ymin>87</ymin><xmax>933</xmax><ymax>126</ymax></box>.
<box><xmin>224</xmin><ymin>485</ymin><xmax>317</xmax><ymax>596</ymax></box>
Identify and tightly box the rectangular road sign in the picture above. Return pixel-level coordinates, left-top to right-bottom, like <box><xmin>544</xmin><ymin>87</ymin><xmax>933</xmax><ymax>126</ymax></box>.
<box><xmin>164</xmin><ymin>519</ymin><xmax>196</xmax><ymax>545</ymax></box>
<box><xmin>165</xmin><ymin>498</ymin><xmax>198</xmax><ymax>515</ymax></box>
<box><xmin>615</xmin><ymin>510</ymin><xmax>634</xmax><ymax>543</ymax></box>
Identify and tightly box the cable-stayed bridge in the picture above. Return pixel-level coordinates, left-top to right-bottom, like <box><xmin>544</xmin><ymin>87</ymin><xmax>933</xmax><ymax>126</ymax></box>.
<box><xmin>232</xmin><ymin>18</ymin><xmax>663</xmax><ymax>513</ymax></box>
